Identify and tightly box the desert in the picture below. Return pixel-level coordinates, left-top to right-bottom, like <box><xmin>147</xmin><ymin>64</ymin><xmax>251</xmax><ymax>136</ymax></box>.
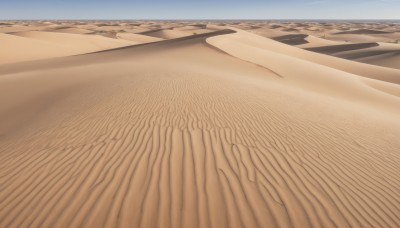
<box><xmin>1</xmin><ymin>20</ymin><xmax>400</xmax><ymax>227</ymax></box>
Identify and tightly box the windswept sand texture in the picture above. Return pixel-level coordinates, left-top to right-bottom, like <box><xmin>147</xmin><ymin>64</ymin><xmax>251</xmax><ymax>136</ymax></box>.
<box><xmin>1</xmin><ymin>21</ymin><xmax>400</xmax><ymax>228</ymax></box>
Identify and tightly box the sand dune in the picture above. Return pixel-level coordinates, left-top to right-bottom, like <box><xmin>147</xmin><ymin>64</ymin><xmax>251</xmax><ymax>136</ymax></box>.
<box><xmin>297</xmin><ymin>35</ymin><xmax>345</xmax><ymax>48</ymax></box>
<box><xmin>325</xmin><ymin>34</ymin><xmax>399</xmax><ymax>43</ymax></box>
<box><xmin>0</xmin><ymin>31</ymin><xmax>135</xmax><ymax>64</ymax></box>
<box><xmin>357</xmin><ymin>51</ymin><xmax>400</xmax><ymax>70</ymax></box>
<box><xmin>272</xmin><ymin>34</ymin><xmax>345</xmax><ymax>48</ymax></box>
<box><xmin>140</xmin><ymin>29</ymin><xmax>194</xmax><ymax>39</ymax></box>
<box><xmin>0</xmin><ymin>33</ymin><xmax>78</xmax><ymax>65</ymax></box>
<box><xmin>1</xmin><ymin>22</ymin><xmax>400</xmax><ymax>228</ymax></box>
<box><xmin>116</xmin><ymin>32</ymin><xmax>164</xmax><ymax>43</ymax></box>
<box><xmin>335</xmin><ymin>29</ymin><xmax>392</xmax><ymax>35</ymax></box>
<box><xmin>49</xmin><ymin>27</ymin><xmax>94</xmax><ymax>34</ymax></box>
<box><xmin>255</xmin><ymin>21</ymin><xmax>400</xmax><ymax>70</ymax></box>
<box><xmin>13</xmin><ymin>31</ymin><xmax>134</xmax><ymax>51</ymax></box>
<box><xmin>272</xmin><ymin>34</ymin><xmax>309</xmax><ymax>45</ymax></box>
<box><xmin>297</xmin><ymin>41</ymin><xmax>400</xmax><ymax>70</ymax></box>
<box><xmin>239</xmin><ymin>21</ymin><xmax>400</xmax><ymax>45</ymax></box>
<box><xmin>305</xmin><ymin>42</ymin><xmax>379</xmax><ymax>54</ymax></box>
<box><xmin>251</xmin><ymin>28</ymin><xmax>293</xmax><ymax>38</ymax></box>
<box><xmin>207</xmin><ymin>29</ymin><xmax>400</xmax><ymax>107</ymax></box>
<box><xmin>222</xmin><ymin>29</ymin><xmax>400</xmax><ymax>85</ymax></box>
<box><xmin>0</xmin><ymin>25</ymin><xmax>46</xmax><ymax>33</ymax></box>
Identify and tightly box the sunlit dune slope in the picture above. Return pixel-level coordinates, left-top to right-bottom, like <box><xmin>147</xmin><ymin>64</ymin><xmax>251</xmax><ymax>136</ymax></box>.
<box><xmin>0</xmin><ymin>31</ymin><xmax>135</xmax><ymax>65</ymax></box>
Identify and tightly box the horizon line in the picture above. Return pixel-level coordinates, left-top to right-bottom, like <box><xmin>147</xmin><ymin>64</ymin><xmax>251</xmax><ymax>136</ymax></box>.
<box><xmin>1</xmin><ymin>18</ymin><xmax>400</xmax><ymax>21</ymax></box>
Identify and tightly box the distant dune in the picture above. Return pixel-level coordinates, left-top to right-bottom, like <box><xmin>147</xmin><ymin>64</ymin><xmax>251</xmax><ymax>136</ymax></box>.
<box><xmin>13</xmin><ymin>31</ymin><xmax>134</xmax><ymax>51</ymax></box>
<box><xmin>116</xmin><ymin>32</ymin><xmax>164</xmax><ymax>43</ymax></box>
<box><xmin>1</xmin><ymin>21</ymin><xmax>400</xmax><ymax>228</ymax></box>
<box><xmin>357</xmin><ymin>51</ymin><xmax>400</xmax><ymax>70</ymax></box>
<box><xmin>0</xmin><ymin>31</ymin><xmax>134</xmax><ymax>64</ymax></box>
<box><xmin>305</xmin><ymin>42</ymin><xmax>379</xmax><ymax>54</ymax></box>
<box><xmin>140</xmin><ymin>28</ymin><xmax>192</xmax><ymax>39</ymax></box>
<box><xmin>49</xmin><ymin>27</ymin><xmax>94</xmax><ymax>34</ymax></box>
<box><xmin>335</xmin><ymin>29</ymin><xmax>392</xmax><ymax>35</ymax></box>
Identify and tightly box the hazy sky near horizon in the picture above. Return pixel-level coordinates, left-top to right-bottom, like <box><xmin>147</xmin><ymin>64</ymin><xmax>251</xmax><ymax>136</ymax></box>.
<box><xmin>0</xmin><ymin>0</ymin><xmax>399</xmax><ymax>20</ymax></box>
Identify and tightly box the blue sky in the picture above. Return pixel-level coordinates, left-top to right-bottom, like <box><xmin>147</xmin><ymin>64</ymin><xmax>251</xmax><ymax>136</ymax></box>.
<box><xmin>0</xmin><ymin>0</ymin><xmax>399</xmax><ymax>19</ymax></box>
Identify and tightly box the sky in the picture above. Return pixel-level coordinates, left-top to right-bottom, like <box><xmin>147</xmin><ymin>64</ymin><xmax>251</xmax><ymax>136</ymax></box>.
<box><xmin>0</xmin><ymin>0</ymin><xmax>399</xmax><ymax>20</ymax></box>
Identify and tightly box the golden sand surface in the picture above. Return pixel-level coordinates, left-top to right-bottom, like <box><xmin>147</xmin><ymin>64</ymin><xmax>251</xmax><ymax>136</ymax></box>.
<box><xmin>1</xmin><ymin>20</ymin><xmax>400</xmax><ymax>227</ymax></box>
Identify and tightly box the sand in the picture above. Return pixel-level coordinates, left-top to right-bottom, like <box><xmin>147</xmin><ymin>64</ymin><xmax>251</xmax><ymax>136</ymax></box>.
<box><xmin>0</xmin><ymin>31</ymin><xmax>135</xmax><ymax>65</ymax></box>
<box><xmin>1</xmin><ymin>21</ymin><xmax>400</xmax><ymax>228</ymax></box>
<box><xmin>116</xmin><ymin>32</ymin><xmax>164</xmax><ymax>43</ymax></box>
